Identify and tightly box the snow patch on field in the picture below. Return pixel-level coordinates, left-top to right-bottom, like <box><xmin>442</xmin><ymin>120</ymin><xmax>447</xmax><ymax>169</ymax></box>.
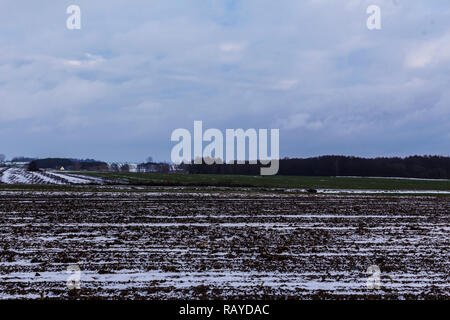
<box><xmin>46</xmin><ymin>172</ymin><xmax>92</xmax><ymax>184</ymax></box>
<box><xmin>64</xmin><ymin>173</ymin><xmax>105</xmax><ymax>184</ymax></box>
<box><xmin>0</xmin><ymin>168</ymin><xmax>103</xmax><ymax>185</ymax></box>
<box><xmin>316</xmin><ymin>189</ymin><xmax>450</xmax><ymax>195</ymax></box>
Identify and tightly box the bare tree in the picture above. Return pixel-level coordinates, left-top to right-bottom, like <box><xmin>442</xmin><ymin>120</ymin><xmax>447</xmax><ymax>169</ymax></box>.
<box><xmin>0</xmin><ymin>154</ymin><xmax>5</xmax><ymax>162</ymax></box>
<box><xmin>73</xmin><ymin>161</ymin><xmax>81</xmax><ymax>171</ymax></box>
<box><xmin>110</xmin><ymin>163</ymin><xmax>120</xmax><ymax>172</ymax></box>
<box><xmin>146</xmin><ymin>156</ymin><xmax>153</xmax><ymax>163</ymax></box>
<box><xmin>28</xmin><ymin>161</ymin><xmax>39</xmax><ymax>172</ymax></box>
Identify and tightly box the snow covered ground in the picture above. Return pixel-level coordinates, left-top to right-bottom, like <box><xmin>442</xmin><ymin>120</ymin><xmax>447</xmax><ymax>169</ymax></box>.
<box><xmin>315</xmin><ymin>188</ymin><xmax>450</xmax><ymax>195</ymax></box>
<box><xmin>0</xmin><ymin>190</ymin><xmax>448</xmax><ymax>299</ymax></box>
<box><xmin>0</xmin><ymin>168</ymin><xmax>102</xmax><ymax>185</ymax></box>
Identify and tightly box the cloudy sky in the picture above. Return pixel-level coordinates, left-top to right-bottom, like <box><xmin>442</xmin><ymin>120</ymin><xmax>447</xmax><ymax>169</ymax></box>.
<box><xmin>0</xmin><ymin>0</ymin><xmax>449</xmax><ymax>162</ymax></box>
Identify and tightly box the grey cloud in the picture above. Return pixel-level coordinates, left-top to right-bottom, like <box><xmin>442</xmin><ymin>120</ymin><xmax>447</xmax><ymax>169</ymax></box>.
<box><xmin>0</xmin><ymin>0</ymin><xmax>449</xmax><ymax>161</ymax></box>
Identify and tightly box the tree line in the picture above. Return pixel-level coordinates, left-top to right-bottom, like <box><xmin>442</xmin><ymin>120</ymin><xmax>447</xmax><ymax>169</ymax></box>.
<box><xmin>18</xmin><ymin>155</ymin><xmax>450</xmax><ymax>179</ymax></box>
<box><xmin>185</xmin><ymin>155</ymin><xmax>450</xmax><ymax>179</ymax></box>
<box><xmin>29</xmin><ymin>158</ymin><xmax>109</xmax><ymax>171</ymax></box>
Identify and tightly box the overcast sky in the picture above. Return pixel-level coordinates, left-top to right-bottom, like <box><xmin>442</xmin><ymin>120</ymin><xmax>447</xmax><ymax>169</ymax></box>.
<box><xmin>0</xmin><ymin>0</ymin><xmax>449</xmax><ymax>162</ymax></box>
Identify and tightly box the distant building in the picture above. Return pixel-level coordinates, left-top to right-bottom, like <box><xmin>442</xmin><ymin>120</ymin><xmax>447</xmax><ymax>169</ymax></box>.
<box><xmin>136</xmin><ymin>162</ymin><xmax>186</xmax><ymax>173</ymax></box>
<box><xmin>169</xmin><ymin>164</ymin><xmax>187</xmax><ymax>173</ymax></box>
<box><xmin>3</xmin><ymin>161</ymin><xmax>29</xmax><ymax>168</ymax></box>
<box><xmin>137</xmin><ymin>163</ymin><xmax>160</xmax><ymax>173</ymax></box>
<box><xmin>107</xmin><ymin>162</ymin><xmax>138</xmax><ymax>172</ymax></box>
